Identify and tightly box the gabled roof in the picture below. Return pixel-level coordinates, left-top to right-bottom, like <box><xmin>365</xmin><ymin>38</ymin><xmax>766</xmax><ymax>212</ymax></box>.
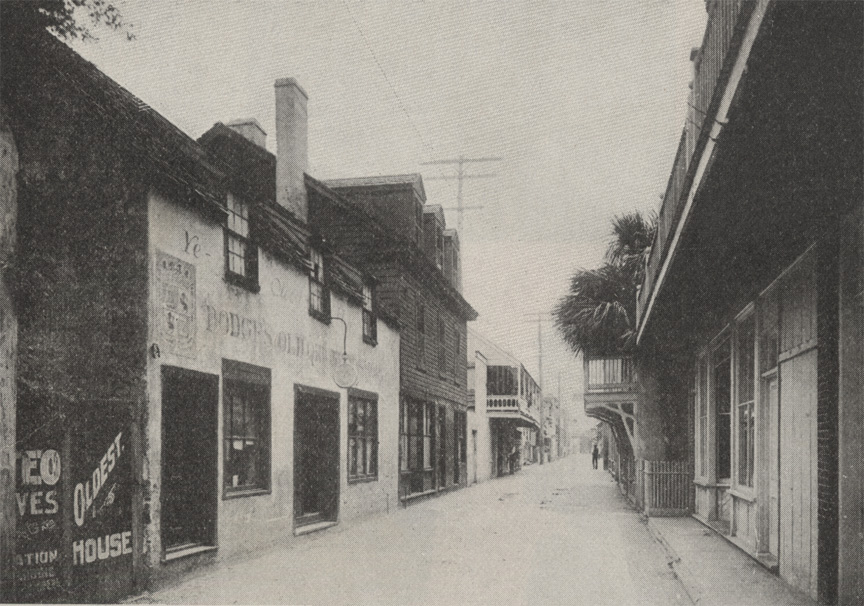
<box><xmin>198</xmin><ymin>123</ymin><xmax>375</xmax><ymax>310</ymax></box>
<box><xmin>324</xmin><ymin>173</ymin><xmax>426</xmax><ymax>203</ymax></box>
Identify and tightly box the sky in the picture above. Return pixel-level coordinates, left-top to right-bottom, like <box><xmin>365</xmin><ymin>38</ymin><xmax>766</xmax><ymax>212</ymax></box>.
<box><xmin>70</xmin><ymin>0</ymin><xmax>708</xmax><ymax>428</ymax></box>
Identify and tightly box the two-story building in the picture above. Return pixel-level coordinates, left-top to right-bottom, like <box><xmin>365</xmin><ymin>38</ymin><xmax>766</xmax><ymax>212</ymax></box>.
<box><xmin>623</xmin><ymin>2</ymin><xmax>862</xmax><ymax>603</ymax></box>
<box><xmin>1</xmin><ymin>26</ymin><xmax>402</xmax><ymax>603</ymax></box>
<box><xmin>307</xmin><ymin>173</ymin><xmax>478</xmax><ymax>502</ymax></box>
<box><xmin>466</xmin><ymin>328</ymin><xmax>541</xmax><ymax>482</ymax></box>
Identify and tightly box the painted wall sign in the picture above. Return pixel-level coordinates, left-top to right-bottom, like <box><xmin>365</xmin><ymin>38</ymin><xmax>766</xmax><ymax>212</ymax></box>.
<box><xmin>68</xmin><ymin>417</ymin><xmax>133</xmax><ymax>602</ymax></box>
<box><xmin>156</xmin><ymin>251</ymin><xmax>196</xmax><ymax>358</ymax></box>
<box><xmin>15</xmin><ymin>441</ymin><xmax>63</xmax><ymax>600</ymax></box>
<box><xmin>73</xmin><ymin>432</ymin><xmax>123</xmax><ymax>527</ymax></box>
<box><xmin>200</xmin><ymin>296</ymin><xmax>389</xmax><ymax>381</ymax></box>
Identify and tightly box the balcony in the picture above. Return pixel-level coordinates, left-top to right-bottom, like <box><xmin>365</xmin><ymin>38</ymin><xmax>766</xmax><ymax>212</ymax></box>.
<box><xmin>585</xmin><ymin>356</ymin><xmax>635</xmax><ymax>402</ymax></box>
<box><xmin>637</xmin><ymin>0</ymin><xmax>754</xmax><ymax>329</ymax></box>
<box><xmin>584</xmin><ymin>356</ymin><xmax>637</xmax><ymax>451</ymax></box>
<box><xmin>486</xmin><ymin>395</ymin><xmax>540</xmax><ymax>429</ymax></box>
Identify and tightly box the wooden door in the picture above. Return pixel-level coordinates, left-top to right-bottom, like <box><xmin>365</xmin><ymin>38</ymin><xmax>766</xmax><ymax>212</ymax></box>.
<box><xmin>294</xmin><ymin>388</ymin><xmax>340</xmax><ymax>524</ymax></box>
<box><xmin>777</xmin><ymin>250</ymin><xmax>818</xmax><ymax>600</ymax></box>
<box><xmin>161</xmin><ymin>367</ymin><xmax>219</xmax><ymax>551</ymax></box>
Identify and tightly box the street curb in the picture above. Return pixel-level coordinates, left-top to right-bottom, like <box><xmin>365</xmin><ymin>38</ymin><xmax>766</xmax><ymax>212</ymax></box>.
<box><xmin>644</xmin><ymin>516</ymin><xmax>701</xmax><ymax>605</ymax></box>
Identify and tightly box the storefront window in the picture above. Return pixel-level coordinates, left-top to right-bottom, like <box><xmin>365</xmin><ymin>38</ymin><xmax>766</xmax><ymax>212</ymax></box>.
<box><xmin>737</xmin><ymin>315</ymin><xmax>756</xmax><ymax>488</ymax></box>
<box><xmin>713</xmin><ymin>339</ymin><xmax>732</xmax><ymax>481</ymax></box>
<box><xmin>222</xmin><ymin>360</ymin><xmax>271</xmax><ymax>495</ymax></box>
<box><xmin>697</xmin><ymin>357</ymin><xmax>709</xmax><ymax>478</ymax></box>
<box><xmin>348</xmin><ymin>392</ymin><xmax>378</xmax><ymax>482</ymax></box>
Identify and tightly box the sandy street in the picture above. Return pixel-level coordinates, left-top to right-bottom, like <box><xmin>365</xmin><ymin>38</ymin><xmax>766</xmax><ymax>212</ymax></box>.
<box><xmin>147</xmin><ymin>455</ymin><xmax>689</xmax><ymax>605</ymax></box>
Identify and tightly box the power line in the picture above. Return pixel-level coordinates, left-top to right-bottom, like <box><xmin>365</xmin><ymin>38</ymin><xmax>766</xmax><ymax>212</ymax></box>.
<box><xmin>341</xmin><ymin>1</ymin><xmax>443</xmax><ymax>177</ymax></box>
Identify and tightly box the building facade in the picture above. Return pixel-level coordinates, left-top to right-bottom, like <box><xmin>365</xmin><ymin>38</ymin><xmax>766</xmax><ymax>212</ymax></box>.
<box><xmin>307</xmin><ymin>174</ymin><xmax>478</xmax><ymax>503</ymax></box>
<box><xmin>2</xmin><ymin>27</ymin><xmax>403</xmax><ymax>602</ymax></box>
<box><xmin>466</xmin><ymin>328</ymin><xmax>541</xmax><ymax>482</ymax></box>
<box><xmin>625</xmin><ymin>2</ymin><xmax>862</xmax><ymax>603</ymax></box>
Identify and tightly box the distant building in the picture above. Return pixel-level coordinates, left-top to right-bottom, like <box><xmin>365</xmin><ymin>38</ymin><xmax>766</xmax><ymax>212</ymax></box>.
<box><xmin>466</xmin><ymin>328</ymin><xmax>541</xmax><ymax>482</ymax></box>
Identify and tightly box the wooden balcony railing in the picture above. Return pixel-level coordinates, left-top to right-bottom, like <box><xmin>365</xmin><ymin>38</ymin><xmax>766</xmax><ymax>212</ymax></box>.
<box><xmin>585</xmin><ymin>356</ymin><xmax>635</xmax><ymax>393</ymax></box>
<box><xmin>487</xmin><ymin>395</ymin><xmax>538</xmax><ymax>424</ymax></box>
<box><xmin>637</xmin><ymin>0</ymin><xmax>754</xmax><ymax>327</ymax></box>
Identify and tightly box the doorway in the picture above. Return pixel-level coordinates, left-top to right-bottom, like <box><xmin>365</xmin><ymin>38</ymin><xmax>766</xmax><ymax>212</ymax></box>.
<box><xmin>161</xmin><ymin>366</ymin><xmax>219</xmax><ymax>552</ymax></box>
<box><xmin>471</xmin><ymin>429</ymin><xmax>478</xmax><ymax>484</ymax></box>
<box><xmin>294</xmin><ymin>386</ymin><xmax>340</xmax><ymax>526</ymax></box>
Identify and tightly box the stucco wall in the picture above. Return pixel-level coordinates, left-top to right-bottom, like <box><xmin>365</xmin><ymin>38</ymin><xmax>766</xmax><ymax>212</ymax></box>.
<box><xmin>0</xmin><ymin>117</ymin><xmax>18</xmax><ymax>600</ymax></box>
<box><xmin>145</xmin><ymin>191</ymin><xmax>400</xmax><ymax>568</ymax></box>
<box><xmin>469</xmin><ymin>353</ymin><xmax>493</xmax><ymax>484</ymax></box>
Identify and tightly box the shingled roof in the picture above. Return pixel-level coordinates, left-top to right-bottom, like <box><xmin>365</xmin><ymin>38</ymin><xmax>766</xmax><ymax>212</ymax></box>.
<box><xmin>324</xmin><ymin>173</ymin><xmax>426</xmax><ymax>203</ymax></box>
<box><xmin>1</xmin><ymin>28</ymin><xmax>227</xmax><ymax>215</ymax></box>
<box><xmin>306</xmin><ymin>174</ymin><xmax>478</xmax><ymax>322</ymax></box>
<box><xmin>198</xmin><ymin>123</ymin><xmax>371</xmax><ymax>307</ymax></box>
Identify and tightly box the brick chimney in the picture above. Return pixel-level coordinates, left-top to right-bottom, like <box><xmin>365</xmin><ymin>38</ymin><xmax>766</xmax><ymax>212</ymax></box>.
<box><xmin>275</xmin><ymin>78</ymin><xmax>308</xmax><ymax>222</ymax></box>
<box><xmin>226</xmin><ymin>118</ymin><xmax>267</xmax><ymax>149</ymax></box>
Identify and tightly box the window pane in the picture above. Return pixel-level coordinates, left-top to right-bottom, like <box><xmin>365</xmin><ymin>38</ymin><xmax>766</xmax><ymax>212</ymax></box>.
<box><xmin>356</xmin><ymin>400</ymin><xmax>365</xmax><ymax>434</ymax></box>
<box><xmin>223</xmin><ymin>369</ymin><xmax>270</xmax><ymax>492</ymax></box>
<box><xmin>738</xmin><ymin>403</ymin><xmax>749</xmax><ymax>484</ymax></box>
<box><xmin>714</xmin><ymin>342</ymin><xmax>732</xmax><ymax>479</ymax></box>
<box><xmin>737</xmin><ymin>316</ymin><xmax>755</xmax><ymax>403</ymax></box>
<box><xmin>368</xmin><ymin>440</ymin><xmax>377</xmax><ymax>476</ymax></box>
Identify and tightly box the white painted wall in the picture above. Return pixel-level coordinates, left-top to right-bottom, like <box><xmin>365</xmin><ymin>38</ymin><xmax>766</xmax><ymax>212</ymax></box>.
<box><xmin>144</xmin><ymin>190</ymin><xmax>400</xmax><ymax>565</ymax></box>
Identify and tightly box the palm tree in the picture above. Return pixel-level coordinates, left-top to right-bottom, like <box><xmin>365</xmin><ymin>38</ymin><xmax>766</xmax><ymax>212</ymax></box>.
<box><xmin>553</xmin><ymin>211</ymin><xmax>656</xmax><ymax>356</ymax></box>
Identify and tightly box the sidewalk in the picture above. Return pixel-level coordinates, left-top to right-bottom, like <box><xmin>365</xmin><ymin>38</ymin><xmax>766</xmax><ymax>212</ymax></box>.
<box><xmin>646</xmin><ymin>516</ymin><xmax>816</xmax><ymax>606</ymax></box>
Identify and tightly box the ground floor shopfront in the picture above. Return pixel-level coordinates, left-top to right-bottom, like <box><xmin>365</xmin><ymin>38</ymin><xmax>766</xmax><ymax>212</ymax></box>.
<box><xmin>398</xmin><ymin>396</ymin><xmax>467</xmax><ymax>501</ymax></box>
<box><xmin>634</xmin><ymin>221</ymin><xmax>864</xmax><ymax>604</ymax></box>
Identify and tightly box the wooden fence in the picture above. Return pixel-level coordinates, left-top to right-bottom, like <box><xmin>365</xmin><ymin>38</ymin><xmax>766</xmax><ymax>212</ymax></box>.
<box><xmin>641</xmin><ymin>460</ymin><xmax>690</xmax><ymax>516</ymax></box>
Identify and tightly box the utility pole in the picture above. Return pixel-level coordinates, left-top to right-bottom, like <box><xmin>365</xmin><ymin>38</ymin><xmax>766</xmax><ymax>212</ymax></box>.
<box><xmin>522</xmin><ymin>312</ymin><xmax>553</xmax><ymax>390</ymax></box>
<box><xmin>421</xmin><ymin>155</ymin><xmax>501</xmax><ymax>234</ymax></box>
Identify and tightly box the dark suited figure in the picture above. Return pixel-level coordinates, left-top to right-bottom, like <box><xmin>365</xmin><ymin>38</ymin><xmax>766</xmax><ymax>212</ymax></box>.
<box><xmin>592</xmin><ymin>443</ymin><xmax>599</xmax><ymax>469</ymax></box>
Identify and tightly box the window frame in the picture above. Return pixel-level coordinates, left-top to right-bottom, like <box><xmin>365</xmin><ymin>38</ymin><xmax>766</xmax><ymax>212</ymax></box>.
<box><xmin>224</xmin><ymin>192</ymin><xmax>259</xmax><ymax>291</ymax></box>
<box><xmin>711</xmin><ymin>335</ymin><xmax>732</xmax><ymax>484</ymax></box>
<box><xmin>452</xmin><ymin>329</ymin><xmax>461</xmax><ymax>379</ymax></box>
<box><xmin>308</xmin><ymin>246</ymin><xmax>331</xmax><ymax>323</ymax></box>
<box><xmin>695</xmin><ymin>354</ymin><xmax>710</xmax><ymax>482</ymax></box>
<box><xmin>415</xmin><ymin>298</ymin><xmax>426</xmax><ymax>370</ymax></box>
<box><xmin>454</xmin><ymin>410</ymin><xmax>466</xmax><ymax>484</ymax></box>
<box><xmin>222</xmin><ymin>360</ymin><xmax>271</xmax><ymax>498</ymax></box>
<box><xmin>436</xmin><ymin>404</ymin><xmax>446</xmax><ymax>488</ymax></box>
<box><xmin>734</xmin><ymin>309</ymin><xmax>756</xmax><ymax>492</ymax></box>
<box><xmin>437</xmin><ymin>312</ymin><xmax>447</xmax><ymax>376</ymax></box>
<box><xmin>347</xmin><ymin>389</ymin><xmax>378</xmax><ymax>483</ymax></box>
<box><xmin>362</xmin><ymin>282</ymin><xmax>377</xmax><ymax>346</ymax></box>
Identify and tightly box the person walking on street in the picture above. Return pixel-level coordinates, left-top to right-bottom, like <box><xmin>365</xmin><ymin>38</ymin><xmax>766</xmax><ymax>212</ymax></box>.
<box><xmin>592</xmin><ymin>443</ymin><xmax>599</xmax><ymax>469</ymax></box>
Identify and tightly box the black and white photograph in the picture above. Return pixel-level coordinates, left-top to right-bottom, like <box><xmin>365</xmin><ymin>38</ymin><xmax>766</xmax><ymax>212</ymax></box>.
<box><xmin>0</xmin><ymin>1</ymin><xmax>861</xmax><ymax>604</ymax></box>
